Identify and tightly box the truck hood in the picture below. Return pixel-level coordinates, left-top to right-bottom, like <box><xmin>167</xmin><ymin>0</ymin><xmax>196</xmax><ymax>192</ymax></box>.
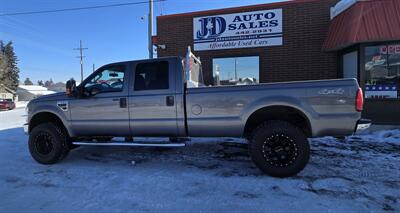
<box><xmin>30</xmin><ymin>92</ymin><xmax>68</xmax><ymax>103</ymax></box>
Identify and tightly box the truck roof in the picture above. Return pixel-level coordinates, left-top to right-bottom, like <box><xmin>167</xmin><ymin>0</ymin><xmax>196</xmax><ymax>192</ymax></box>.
<box><xmin>105</xmin><ymin>56</ymin><xmax>181</xmax><ymax>66</ymax></box>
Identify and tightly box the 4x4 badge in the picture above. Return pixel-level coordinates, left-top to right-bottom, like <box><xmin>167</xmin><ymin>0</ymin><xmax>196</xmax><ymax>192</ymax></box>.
<box><xmin>318</xmin><ymin>88</ymin><xmax>345</xmax><ymax>95</ymax></box>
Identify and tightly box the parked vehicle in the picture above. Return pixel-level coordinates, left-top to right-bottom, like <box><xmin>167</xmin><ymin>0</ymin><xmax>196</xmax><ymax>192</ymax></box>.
<box><xmin>24</xmin><ymin>48</ymin><xmax>370</xmax><ymax>177</ymax></box>
<box><xmin>0</xmin><ymin>99</ymin><xmax>16</xmax><ymax>110</ymax></box>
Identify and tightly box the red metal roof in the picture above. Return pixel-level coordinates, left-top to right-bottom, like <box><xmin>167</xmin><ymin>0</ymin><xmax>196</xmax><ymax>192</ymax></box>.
<box><xmin>323</xmin><ymin>0</ymin><xmax>400</xmax><ymax>51</ymax></box>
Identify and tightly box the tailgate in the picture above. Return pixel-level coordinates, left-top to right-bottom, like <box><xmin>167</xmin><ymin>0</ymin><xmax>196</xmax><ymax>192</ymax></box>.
<box><xmin>305</xmin><ymin>78</ymin><xmax>360</xmax><ymax>115</ymax></box>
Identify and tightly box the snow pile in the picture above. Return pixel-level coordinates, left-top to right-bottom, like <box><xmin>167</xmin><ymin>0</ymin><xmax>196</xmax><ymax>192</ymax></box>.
<box><xmin>0</xmin><ymin>108</ymin><xmax>26</xmax><ymax>130</ymax></box>
<box><xmin>348</xmin><ymin>129</ymin><xmax>400</xmax><ymax>144</ymax></box>
<box><xmin>16</xmin><ymin>101</ymin><xmax>29</xmax><ymax>109</ymax></box>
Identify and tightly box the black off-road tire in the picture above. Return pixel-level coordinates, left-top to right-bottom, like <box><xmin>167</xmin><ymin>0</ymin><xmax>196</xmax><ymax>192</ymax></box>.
<box><xmin>28</xmin><ymin>122</ymin><xmax>70</xmax><ymax>164</ymax></box>
<box><xmin>249</xmin><ymin>121</ymin><xmax>310</xmax><ymax>177</ymax></box>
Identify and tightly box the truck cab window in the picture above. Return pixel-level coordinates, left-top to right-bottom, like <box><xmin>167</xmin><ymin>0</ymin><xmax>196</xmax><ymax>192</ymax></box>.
<box><xmin>135</xmin><ymin>61</ymin><xmax>169</xmax><ymax>91</ymax></box>
<box><xmin>84</xmin><ymin>65</ymin><xmax>125</xmax><ymax>95</ymax></box>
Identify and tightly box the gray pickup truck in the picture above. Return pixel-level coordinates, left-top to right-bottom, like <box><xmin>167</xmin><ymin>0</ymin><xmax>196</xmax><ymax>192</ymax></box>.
<box><xmin>24</xmin><ymin>49</ymin><xmax>370</xmax><ymax>177</ymax></box>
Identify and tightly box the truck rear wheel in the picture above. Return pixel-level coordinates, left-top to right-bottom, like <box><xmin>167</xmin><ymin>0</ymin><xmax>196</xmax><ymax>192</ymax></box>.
<box><xmin>249</xmin><ymin>121</ymin><xmax>310</xmax><ymax>177</ymax></box>
<box><xmin>29</xmin><ymin>123</ymin><xmax>70</xmax><ymax>164</ymax></box>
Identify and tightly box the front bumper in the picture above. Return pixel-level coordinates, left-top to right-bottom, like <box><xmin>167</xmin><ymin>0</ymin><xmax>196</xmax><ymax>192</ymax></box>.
<box><xmin>356</xmin><ymin>119</ymin><xmax>372</xmax><ymax>131</ymax></box>
<box><xmin>23</xmin><ymin>123</ymin><xmax>29</xmax><ymax>134</ymax></box>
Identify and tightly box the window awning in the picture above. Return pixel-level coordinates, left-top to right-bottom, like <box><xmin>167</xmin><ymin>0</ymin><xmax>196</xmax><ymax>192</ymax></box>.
<box><xmin>323</xmin><ymin>0</ymin><xmax>400</xmax><ymax>51</ymax></box>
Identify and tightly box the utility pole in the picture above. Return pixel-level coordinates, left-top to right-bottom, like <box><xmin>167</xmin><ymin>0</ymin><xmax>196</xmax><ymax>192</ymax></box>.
<box><xmin>73</xmin><ymin>40</ymin><xmax>88</xmax><ymax>82</ymax></box>
<box><xmin>92</xmin><ymin>64</ymin><xmax>95</xmax><ymax>73</ymax></box>
<box><xmin>234</xmin><ymin>58</ymin><xmax>238</xmax><ymax>80</ymax></box>
<box><xmin>148</xmin><ymin>0</ymin><xmax>153</xmax><ymax>59</ymax></box>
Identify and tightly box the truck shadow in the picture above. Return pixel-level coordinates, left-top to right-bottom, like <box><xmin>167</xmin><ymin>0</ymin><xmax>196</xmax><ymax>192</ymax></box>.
<box><xmin>66</xmin><ymin>139</ymin><xmax>261</xmax><ymax>177</ymax></box>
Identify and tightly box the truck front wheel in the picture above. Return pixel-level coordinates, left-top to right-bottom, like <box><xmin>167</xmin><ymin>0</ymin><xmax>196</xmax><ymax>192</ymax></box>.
<box><xmin>249</xmin><ymin>121</ymin><xmax>310</xmax><ymax>177</ymax></box>
<box><xmin>28</xmin><ymin>123</ymin><xmax>70</xmax><ymax>164</ymax></box>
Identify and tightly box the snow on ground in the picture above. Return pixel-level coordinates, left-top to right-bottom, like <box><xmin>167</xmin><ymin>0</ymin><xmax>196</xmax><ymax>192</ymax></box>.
<box><xmin>0</xmin><ymin>109</ymin><xmax>399</xmax><ymax>212</ymax></box>
<box><xmin>348</xmin><ymin>129</ymin><xmax>400</xmax><ymax>144</ymax></box>
<box><xmin>16</xmin><ymin>101</ymin><xmax>29</xmax><ymax>109</ymax></box>
<box><xmin>0</xmin><ymin>107</ymin><xmax>27</xmax><ymax>130</ymax></box>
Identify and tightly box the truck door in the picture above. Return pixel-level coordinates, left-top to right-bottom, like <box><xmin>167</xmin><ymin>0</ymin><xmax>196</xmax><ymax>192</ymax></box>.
<box><xmin>69</xmin><ymin>63</ymin><xmax>130</xmax><ymax>136</ymax></box>
<box><xmin>129</xmin><ymin>60</ymin><xmax>178</xmax><ymax>136</ymax></box>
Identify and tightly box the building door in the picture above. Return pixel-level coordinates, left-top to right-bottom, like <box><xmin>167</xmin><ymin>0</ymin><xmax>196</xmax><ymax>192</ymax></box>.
<box><xmin>343</xmin><ymin>51</ymin><xmax>358</xmax><ymax>79</ymax></box>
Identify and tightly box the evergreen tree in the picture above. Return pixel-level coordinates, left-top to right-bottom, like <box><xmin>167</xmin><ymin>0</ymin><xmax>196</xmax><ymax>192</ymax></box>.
<box><xmin>44</xmin><ymin>78</ymin><xmax>54</xmax><ymax>87</ymax></box>
<box><xmin>24</xmin><ymin>78</ymin><xmax>33</xmax><ymax>85</ymax></box>
<box><xmin>3</xmin><ymin>41</ymin><xmax>20</xmax><ymax>91</ymax></box>
<box><xmin>0</xmin><ymin>41</ymin><xmax>6</xmax><ymax>86</ymax></box>
<box><xmin>0</xmin><ymin>54</ymin><xmax>7</xmax><ymax>85</ymax></box>
<box><xmin>0</xmin><ymin>41</ymin><xmax>4</xmax><ymax>53</ymax></box>
<box><xmin>37</xmin><ymin>80</ymin><xmax>44</xmax><ymax>86</ymax></box>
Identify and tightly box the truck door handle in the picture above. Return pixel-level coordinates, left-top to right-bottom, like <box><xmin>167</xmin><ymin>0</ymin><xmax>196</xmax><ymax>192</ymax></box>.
<box><xmin>166</xmin><ymin>96</ymin><xmax>174</xmax><ymax>106</ymax></box>
<box><xmin>119</xmin><ymin>98</ymin><xmax>127</xmax><ymax>108</ymax></box>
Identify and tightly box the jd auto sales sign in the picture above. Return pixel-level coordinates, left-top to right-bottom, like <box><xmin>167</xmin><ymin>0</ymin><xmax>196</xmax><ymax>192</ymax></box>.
<box><xmin>193</xmin><ymin>9</ymin><xmax>283</xmax><ymax>51</ymax></box>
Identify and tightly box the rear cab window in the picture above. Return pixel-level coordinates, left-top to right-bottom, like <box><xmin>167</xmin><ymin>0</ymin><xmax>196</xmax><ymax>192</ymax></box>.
<box><xmin>134</xmin><ymin>61</ymin><xmax>169</xmax><ymax>91</ymax></box>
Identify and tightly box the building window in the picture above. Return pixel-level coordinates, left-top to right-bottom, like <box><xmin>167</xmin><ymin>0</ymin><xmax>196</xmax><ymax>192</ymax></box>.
<box><xmin>212</xmin><ymin>56</ymin><xmax>259</xmax><ymax>86</ymax></box>
<box><xmin>365</xmin><ymin>44</ymin><xmax>400</xmax><ymax>99</ymax></box>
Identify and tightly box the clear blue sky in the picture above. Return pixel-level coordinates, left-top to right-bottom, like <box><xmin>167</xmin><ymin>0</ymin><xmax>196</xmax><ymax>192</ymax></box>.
<box><xmin>0</xmin><ymin>0</ymin><xmax>285</xmax><ymax>83</ymax></box>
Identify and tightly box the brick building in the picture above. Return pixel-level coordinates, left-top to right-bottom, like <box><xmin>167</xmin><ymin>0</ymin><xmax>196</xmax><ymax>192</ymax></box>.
<box><xmin>154</xmin><ymin>0</ymin><xmax>400</xmax><ymax>124</ymax></box>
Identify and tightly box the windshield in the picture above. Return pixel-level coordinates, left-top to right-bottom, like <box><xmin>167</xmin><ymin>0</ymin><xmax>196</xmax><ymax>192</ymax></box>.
<box><xmin>83</xmin><ymin>65</ymin><xmax>126</xmax><ymax>95</ymax></box>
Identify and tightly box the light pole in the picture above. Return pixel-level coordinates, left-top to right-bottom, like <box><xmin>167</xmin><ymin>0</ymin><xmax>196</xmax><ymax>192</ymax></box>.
<box><xmin>148</xmin><ymin>0</ymin><xmax>153</xmax><ymax>59</ymax></box>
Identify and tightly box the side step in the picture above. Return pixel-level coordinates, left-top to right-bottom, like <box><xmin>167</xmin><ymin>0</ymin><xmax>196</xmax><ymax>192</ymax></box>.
<box><xmin>72</xmin><ymin>141</ymin><xmax>186</xmax><ymax>147</ymax></box>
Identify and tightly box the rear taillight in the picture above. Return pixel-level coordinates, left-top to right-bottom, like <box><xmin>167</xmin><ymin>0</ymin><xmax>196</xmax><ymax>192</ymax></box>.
<box><xmin>356</xmin><ymin>88</ymin><xmax>364</xmax><ymax>112</ymax></box>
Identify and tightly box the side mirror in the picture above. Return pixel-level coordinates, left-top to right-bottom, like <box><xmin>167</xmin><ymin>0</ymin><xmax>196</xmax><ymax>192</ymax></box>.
<box><xmin>66</xmin><ymin>79</ymin><xmax>76</xmax><ymax>97</ymax></box>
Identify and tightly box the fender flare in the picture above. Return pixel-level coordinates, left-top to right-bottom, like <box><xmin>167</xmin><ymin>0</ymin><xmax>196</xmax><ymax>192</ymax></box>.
<box><xmin>29</xmin><ymin>104</ymin><xmax>72</xmax><ymax>136</ymax></box>
<box><xmin>240</xmin><ymin>95</ymin><xmax>315</xmax><ymax>134</ymax></box>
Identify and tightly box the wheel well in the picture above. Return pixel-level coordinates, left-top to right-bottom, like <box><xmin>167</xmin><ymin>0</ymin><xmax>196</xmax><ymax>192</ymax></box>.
<box><xmin>244</xmin><ymin>106</ymin><xmax>312</xmax><ymax>138</ymax></box>
<box><xmin>29</xmin><ymin>112</ymin><xmax>67</xmax><ymax>135</ymax></box>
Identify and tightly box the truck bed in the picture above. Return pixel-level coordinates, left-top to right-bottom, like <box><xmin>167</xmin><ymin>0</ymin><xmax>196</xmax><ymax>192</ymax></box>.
<box><xmin>185</xmin><ymin>78</ymin><xmax>360</xmax><ymax>137</ymax></box>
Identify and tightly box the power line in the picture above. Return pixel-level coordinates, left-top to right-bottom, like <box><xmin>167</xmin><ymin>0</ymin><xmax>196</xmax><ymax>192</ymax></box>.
<box><xmin>0</xmin><ymin>0</ymin><xmax>167</xmax><ymax>17</ymax></box>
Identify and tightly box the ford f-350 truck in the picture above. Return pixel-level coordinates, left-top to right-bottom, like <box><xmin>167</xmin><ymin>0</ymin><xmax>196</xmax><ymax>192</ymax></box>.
<box><xmin>24</xmin><ymin>48</ymin><xmax>370</xmax><ymax>177</ymax></box>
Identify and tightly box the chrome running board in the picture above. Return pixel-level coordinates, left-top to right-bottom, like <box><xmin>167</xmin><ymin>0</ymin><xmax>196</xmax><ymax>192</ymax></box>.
<box><xmin>72</xmin><ymin>141</ymin><xmax>186</xmax><ymax>147</ymax></box>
